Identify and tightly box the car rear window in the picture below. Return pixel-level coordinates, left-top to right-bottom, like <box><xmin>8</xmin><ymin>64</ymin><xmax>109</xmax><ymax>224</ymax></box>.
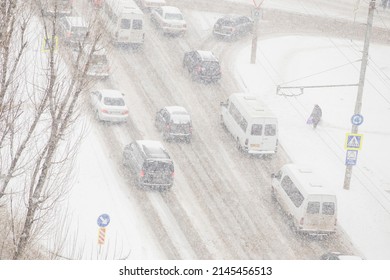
<box><xmin>170</xmin><ymin>123</ymin><xmax>191</xmax><ymax>133</ymax></box>
<box><xmin>220</xmin><ymin>19</ymin><xmax>234</xmax><ymax>26</ymax></box>
<box><xmin>103</xmin><ymin>97</ymin><xmax>125</xmax><ymax>106</ymax></box>
<box><xmin>165</xmin><ymin>13</ymin><xmax>183</xmax><ymax>21</ymax></box>
<box><xmin>203</xmin><ymin>61</ymin><xmax>220</xmax><ymax>71</ymax></box>
<box><xmin>144</xmin><ymin>160</ymin><xmax>174</xmax><ymax>173</ymax></box>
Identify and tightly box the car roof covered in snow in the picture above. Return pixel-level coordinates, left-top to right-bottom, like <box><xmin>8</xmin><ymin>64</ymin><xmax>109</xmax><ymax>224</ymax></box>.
<box><xmin>136</xmin><ymin>140</ymin><xmax>171</xmax><ymax>159</ymax></box>
<box><xmin>98</xmin><ymin>89</ymin><xmax>124</xmax><ymax>98</ymax></box>
<box><xmin>196</xmin><ymin>50</ymin><xmax>219</xmax><ymax>62</ymax></box>
<box><xmin>282</xmin><ymin>164</ymin><xmax>335</xmax><ymax>196</ymax></box>
<box><xmin>161</xmin><ymin>6</ymin><xmax>182</xmax><ymax>14</ymax></box>
<box><xmin>165</xmin><ymin>106</ymin><xmax>191</xmax><ymax>123</ymax></box>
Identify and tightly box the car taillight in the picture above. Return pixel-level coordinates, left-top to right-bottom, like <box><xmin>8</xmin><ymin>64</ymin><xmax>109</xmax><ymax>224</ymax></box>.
<box><xmin>140</xmin><ymin>169</ymin><xmax>145</xmax><ymax>177</ymax></box>
<box><xmin>101</xmin><ymin>109</ymin><xmax>108</xmax><ymax>113</ymax></box>
<box><xmin>195</xmin><ymin>65</ymin><xmax>201</xmax><ymax>72</ymax></box>
<box><xmin>122</xmin><ymin>110</ymin><xmax>129</xmax><ymax>115</ymax></box>
<box><xmin>171</xmin><ymin>171</ymin><xmax>175</xmax><ymax>177</ymax></box>
<box><xmin>66</xmin><ymin>31</ymin><xmax>72</xmax><ymax>38</ymax></box>
<box><xmin>300</xmin><ymin>217</ymin><xmax>304</xmax><ymax>225</ymax></box>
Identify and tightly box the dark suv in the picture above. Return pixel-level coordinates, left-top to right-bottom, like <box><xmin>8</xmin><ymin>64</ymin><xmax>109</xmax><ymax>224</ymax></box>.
<box><xmin>123</xmin><ymin>140</ymin><xmax>174</xmax><ymax>190</ymax></box>
<box><xmin>213</xmin><ymin>15</ymin><xmax>253</xmax><ymax>40</ymax></box>
<box><xmin>182</xmin><ymin>50</ymin><xmax>221</xmax><ymax>83</ymax></box>
<box><xmin>155</xmin><ymin>106</ymin><xmax>192</xmax><ymax>143</ymax></box>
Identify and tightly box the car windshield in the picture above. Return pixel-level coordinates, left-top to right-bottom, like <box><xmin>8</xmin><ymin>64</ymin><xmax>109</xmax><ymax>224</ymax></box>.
<box><xmin>165</xmin><ymin>13</ymin><xmax>183</xmax><ymax>20</ymax></box>
<box><xmin>103</xmin><ymin>97</ymin><xmax>125</xmax><ymax>106</ymax></box>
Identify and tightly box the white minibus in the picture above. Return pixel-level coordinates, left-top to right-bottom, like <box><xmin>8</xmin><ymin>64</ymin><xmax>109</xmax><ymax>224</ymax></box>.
<box><xmin>271</xmin><ymin>164</ymin><xmax>337</xmax><ymax>235</ymax></box>
<box><xmin>220</xmin><ymin>93</ymin><xmax>278</xmax><ymax>155</ymax></box>
<box><xmin>102</xmin><ymin>0</ymin><xmax>145</xmax><ymax>46</ymax></box>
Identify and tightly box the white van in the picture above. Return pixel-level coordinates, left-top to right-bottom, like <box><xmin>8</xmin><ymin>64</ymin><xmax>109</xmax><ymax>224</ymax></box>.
<box><xmin>102</xmin><ymin>0</ymin><xmax>145</xmax><ymax>46</ymax></box>
<box><xmin>220</xmin><ymin>93</ymin><xmax>278</xmax><ymax>155</ymax></box>
<box><xmin>271</xmin><ymin>164</ymin><xmax>337</xmax><ymax>235</ymax></box>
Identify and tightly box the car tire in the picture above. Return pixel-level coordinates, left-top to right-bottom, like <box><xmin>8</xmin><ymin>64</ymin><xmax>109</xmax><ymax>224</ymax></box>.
<box><xmin>236</xmin><ymin>138</ymin><xmax>242</xmax><ymax>152</ymax></box>
<box><xmin>94</xmin><ymin>109</ymin><xmax>101</xmax><ymax>121</ymax></box>
<box><xmin>271</xmin><ymin>187</ymin><xmax>277</xmax><ymax>202</ymax></box>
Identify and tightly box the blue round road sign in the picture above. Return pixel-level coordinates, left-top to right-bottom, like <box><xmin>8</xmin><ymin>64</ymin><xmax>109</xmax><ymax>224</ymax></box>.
<box><xmin>97</xmin><ymin>214</ymin><xmax>110</xmax><ymax>227</ymax></box>
<box><xmin>351</xmin><ymin>114</ymin><xmax>364</xmax><ymax>126</ymax></box>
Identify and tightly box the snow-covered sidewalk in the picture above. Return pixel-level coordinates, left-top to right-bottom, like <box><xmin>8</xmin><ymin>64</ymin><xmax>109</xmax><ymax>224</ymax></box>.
<box><xmin>235</xmin><ymin>35</ymin><xmax>390</xmax><ymax>259</ymax></box>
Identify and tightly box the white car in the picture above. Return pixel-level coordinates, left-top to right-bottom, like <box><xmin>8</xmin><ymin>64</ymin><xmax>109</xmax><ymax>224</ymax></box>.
<box><xmin>150</xmin><ymin>6</ymin><xmax>186</xmax><ymax>35</ymax></box>
<box><xmin>90</xmin><ymin>89</ymin><xmax>129</xmax><ymax>123</ymax></box>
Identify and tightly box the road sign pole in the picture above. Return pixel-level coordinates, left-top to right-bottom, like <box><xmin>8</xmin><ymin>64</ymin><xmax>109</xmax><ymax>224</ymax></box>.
<box><xmin>343</xmin><ymin>0</ymin><xmax>375</xmax><ymax>190</ymax></box>
<box><xmin>250</xmin><ymin>9</ymin><xmax>260</xmax><ymax>64</ymax></box>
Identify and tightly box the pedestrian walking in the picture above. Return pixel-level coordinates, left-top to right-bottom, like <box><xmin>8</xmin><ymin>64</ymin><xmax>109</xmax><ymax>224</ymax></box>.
<box><xmin>307</xmin><ymin>104</ymin><xmax>322</xmax><ymax>129</ymax></box>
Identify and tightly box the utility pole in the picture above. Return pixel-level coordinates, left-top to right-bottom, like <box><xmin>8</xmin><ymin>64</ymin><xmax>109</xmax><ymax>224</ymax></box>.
<box><xmin>343</xmin><ymin>0</ymin><xmax>376</xmax><ymax>190</ymax></box>
<box><xmin>250</xmin><ymin>0</ymin><xmax>264</xmax><ymax>64</ymax></box>
<box><xmin>250</xmin><ymin>9</ymin><xmax>260</xmax><ymax>64</ymax></box>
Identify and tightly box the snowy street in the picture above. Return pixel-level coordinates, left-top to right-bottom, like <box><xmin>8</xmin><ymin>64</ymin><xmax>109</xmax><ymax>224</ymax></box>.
<box><xmin>43</xmin><ymin>0</ymin><xmax>390</xmax><ymax>260</ymax></box>
<box><xmin>2</xmin><ymin>0</ymin><xmax>388</xmax><ymax>261</ymax></box>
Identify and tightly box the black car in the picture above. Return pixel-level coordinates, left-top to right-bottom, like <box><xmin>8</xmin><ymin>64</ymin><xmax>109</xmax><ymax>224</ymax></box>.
<box><xmin>182</xmin><ymin>50</ymin><xmax>221</xmax><ymax>83</ymax></box>
<box><xmin>213</xmin><ymin>15</ymin><xmax>253</xmax><ymax>40</ymax></box>
<box><xmin>155</xmin><ymin>106</ymin><xmax>192</xmax><ymax>143</ymax></box>
<box><xmin>123</xmin><ymin>140</ymin><xmax>174</xmax><ymax>190</ymax></box>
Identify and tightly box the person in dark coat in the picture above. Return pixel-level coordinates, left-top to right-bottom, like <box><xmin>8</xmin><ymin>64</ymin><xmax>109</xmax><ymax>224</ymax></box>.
<box><xmin>307</xmin><ymin>104</ymin><xmax>322</xmax><ymax>129</ymax></box>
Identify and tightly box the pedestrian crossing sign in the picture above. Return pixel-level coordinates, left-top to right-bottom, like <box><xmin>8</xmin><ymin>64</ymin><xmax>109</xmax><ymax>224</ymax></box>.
<box><xmin>344</xmin><ymin>133</ymin><xmax>363</xmax><ymax>150</ymax></box>
<box><xmin>41</xmin><ymin>36</ymin><xmax>58</xmax><ymax>53</ymax></box>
